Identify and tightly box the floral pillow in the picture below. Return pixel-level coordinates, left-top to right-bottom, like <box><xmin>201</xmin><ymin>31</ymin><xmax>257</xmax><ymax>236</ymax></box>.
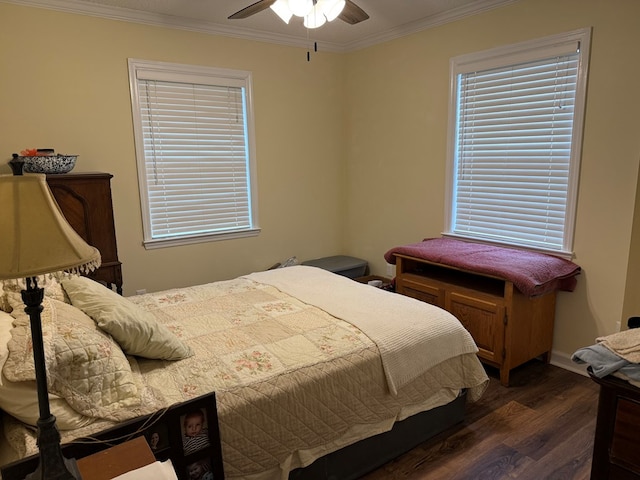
<box><xmin>3</xmin><ymin>294</ymin><xmax>141</xmax><ymax>421</ymax></box>
<box><xmin>0</xmin><ymin>310</ymin><xmax>14</xmax><ymax>385</ymax></box>
<box><xmin>0</xmin><ymin>276</ymin><xmax>69</xmax><ymax>313</ymax></box>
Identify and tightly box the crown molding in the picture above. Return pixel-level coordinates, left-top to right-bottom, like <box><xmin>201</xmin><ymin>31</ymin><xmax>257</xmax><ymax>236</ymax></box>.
<box><xmin>1</xmin><ymin>0</ymin><xmax>342</xmax><ymax>50</ymax></box>
<box><xmin>342</xmin><ymin>0</ymin><xmax>520</xmax><ymax>51</ymax></box>
<box><xmin>2</xmin><ymin>0</ymin><xmax>519</xmax><ymax>53</ymax></box>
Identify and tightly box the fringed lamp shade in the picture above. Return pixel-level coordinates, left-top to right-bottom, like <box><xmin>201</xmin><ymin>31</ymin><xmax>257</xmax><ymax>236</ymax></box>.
<box><xmin>0</xmin><ymin>173</ymin><xmax>101</xmax><ymax>479</ymax></box>
<box><xmin>0</xmin><ymin>174</ymin><xmax>101</xmax><ymax>280</ymax></box>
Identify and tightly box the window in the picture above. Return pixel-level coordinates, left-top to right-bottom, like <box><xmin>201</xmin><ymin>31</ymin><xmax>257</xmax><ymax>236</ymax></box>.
<box><xmin>445</xmin><ymin>29</ymin><xmax>591</xmax><ymax>256</ymax></box>
<box><xmin>128</xmin><ymin>59</ymin><xmax>259</xmax><ymax>249</ymax></box>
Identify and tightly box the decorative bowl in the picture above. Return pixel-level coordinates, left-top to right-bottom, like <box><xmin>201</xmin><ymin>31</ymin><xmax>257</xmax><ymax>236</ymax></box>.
<box><xmin>20</xmin><ymin>154</ymin><xmax>78</xmax><ymax>174</ymax></box>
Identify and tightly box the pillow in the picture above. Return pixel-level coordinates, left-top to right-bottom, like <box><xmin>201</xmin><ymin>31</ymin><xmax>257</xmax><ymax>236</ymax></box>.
<box><xmin>0</xmin><ymin>375</ymin><xmax>94</xmax><ymax>430</ymax></box>
<box><xmin>61</xmin><ymin>276</ymin><xmax>193</xmax><ymax>360</ymax></box>
<box><xmin>0</xmin><ymin>311</ymin><xmax>14</xmax><ymax>386</ymax></box>
<box><xmin>1</xmin><ymin>276</ymin><xmax>69</xmax><ymax>312</ymax></box>
<box><xmin>2</xmin><ymin>309</ymin><xmax>94</xmax><ymax>429</ymax></box>
<box><xmin>3</xmin><ymin>295</ymin><xmax>141</xmax><ymax>421</ymax></box>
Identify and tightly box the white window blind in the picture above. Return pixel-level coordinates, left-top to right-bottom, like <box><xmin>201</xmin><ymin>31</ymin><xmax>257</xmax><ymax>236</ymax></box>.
<box><xmin>128</xmin><ymin>60</ymin><xmax>258</xmax><ymax>248</ymax></box>
<box><xmin>446</xmin><ymin>29</ymin><xmax>590</xmax><ymax>255</ymax></box>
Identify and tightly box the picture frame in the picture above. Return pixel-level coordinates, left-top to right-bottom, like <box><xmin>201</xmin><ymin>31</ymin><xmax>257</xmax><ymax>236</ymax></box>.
<box><xmin>167</xmin><ymin>394</ymin><xmax>224</xmax><ymax>480</ymax></box>
<box><xmin>0</xmin><ymin>392</ymin><xmax>225</xmax><ymax>480</ymax></box>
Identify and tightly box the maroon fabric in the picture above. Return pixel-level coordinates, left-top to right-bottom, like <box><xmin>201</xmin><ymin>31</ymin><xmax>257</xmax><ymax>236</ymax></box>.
<box><xmin>384</xmin><ymin>238</ymin><xmax>581</xmax><ymax>297</ymax></box>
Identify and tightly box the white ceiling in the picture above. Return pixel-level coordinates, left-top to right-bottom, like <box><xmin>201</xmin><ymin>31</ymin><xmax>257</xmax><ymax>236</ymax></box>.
<box><xmin>7</xmin><ymin>0</ymin><xmax>518</xmax><ymax>51</ymax></box>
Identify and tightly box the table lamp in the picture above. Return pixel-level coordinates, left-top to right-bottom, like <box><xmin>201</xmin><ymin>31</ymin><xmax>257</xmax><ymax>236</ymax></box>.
<box><xmin>0</xmin><ymin>164</ymin><xmax>101</xmax><ymax>479</ymax></box>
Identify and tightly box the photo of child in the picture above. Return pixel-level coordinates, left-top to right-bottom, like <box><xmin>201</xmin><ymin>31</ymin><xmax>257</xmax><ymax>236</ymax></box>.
<box><xmin>186</xmin><ymin>459</ymin><xmax>214</xmax><ymax>480</ymax></box>
<box><xmin>181</xmin><ymin>408</ymin><xmax>210</xmax><ymax>455</ymax></box>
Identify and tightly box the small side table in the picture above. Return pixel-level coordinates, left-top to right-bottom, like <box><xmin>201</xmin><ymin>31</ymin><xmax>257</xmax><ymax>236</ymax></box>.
<box><xmin>590</xmin><ymin>369</ymin><xmax>640</xmax><ymax>479</ymax></box>
<box><xmin>76</xmin><ymin>436</ymin><xmax>155</xmax><ymax>480</ymax></box>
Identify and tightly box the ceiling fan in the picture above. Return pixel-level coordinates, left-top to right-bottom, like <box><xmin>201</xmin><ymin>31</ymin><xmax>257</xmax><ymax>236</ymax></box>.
<box><xmin>228</xmin><ymin>0</ymin><xmax>370</xmax><ymax>25</ymax></box>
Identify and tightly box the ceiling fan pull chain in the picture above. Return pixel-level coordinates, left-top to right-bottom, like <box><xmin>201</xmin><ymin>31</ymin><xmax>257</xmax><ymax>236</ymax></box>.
<box><xmin>307</xmin><ymin>41</ymin><xmax>317</xmax><ymax>61</ymax></box>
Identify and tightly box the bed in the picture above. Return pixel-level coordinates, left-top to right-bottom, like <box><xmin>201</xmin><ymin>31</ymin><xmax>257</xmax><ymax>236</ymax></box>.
<box><xmin>0</xmin><ymin>265</ymin><xmax>488</xmax><ymax>479</ymax></box>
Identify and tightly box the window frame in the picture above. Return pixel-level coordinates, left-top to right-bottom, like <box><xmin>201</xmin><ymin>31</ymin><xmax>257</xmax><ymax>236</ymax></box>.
<box><xmin>444</xmin><ymin>28</ymin><xmax>591</xmax><ymax>257</ymax></box>
<box><xmin>128</xmin><ymin>58</ymin><xmax>260</xmax><ymax>249</ymax></box>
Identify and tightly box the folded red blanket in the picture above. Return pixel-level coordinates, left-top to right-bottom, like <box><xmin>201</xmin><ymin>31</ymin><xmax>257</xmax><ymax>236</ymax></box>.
<box><xmin>384</xmin><ymin>238</ymin><xmax>581</xmax><ymax>297</ymax></box>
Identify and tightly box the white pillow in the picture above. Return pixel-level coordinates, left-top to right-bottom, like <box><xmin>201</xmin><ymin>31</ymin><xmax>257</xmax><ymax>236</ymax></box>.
<box><xmin>61</xmin><ymin>276</ymin><xmax>193</xmax><ymax>361</ymax></box>
<box><xmin>0</xmin><ymin>374</ymin><xmax>94</xmax><ymax>430</ymax></box>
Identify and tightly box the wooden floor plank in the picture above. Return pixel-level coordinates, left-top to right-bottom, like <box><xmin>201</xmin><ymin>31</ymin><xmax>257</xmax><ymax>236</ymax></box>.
<box><xmin>506</xmin><ymin>384</ymin><xmax>597</xmax><ymax>461</ymax></box>
<box><xmin>360</xmin><ymin>361</ymin><xmax>599</xmax><ymax>480</ymax></box>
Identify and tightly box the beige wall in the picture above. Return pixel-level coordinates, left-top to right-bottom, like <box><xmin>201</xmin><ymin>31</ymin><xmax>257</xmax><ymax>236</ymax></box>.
<box><xmin>343</xmin><ymin>0</ymin><xmax>640</xmax><ymax>358</ymax></box>
<box><xmin>623</xmin><ymin>160</ymin><xmax>640</xmax><ymax>328</ymax></box>
<box><xmin>2</xmin><ymin>0</ymin><xmax>640</xmax><ymax>360</ymax></box>
<box><xmin>0</xmin><ymin>2</ymin><xmax>347</xmax><ymax>293</ymax></box>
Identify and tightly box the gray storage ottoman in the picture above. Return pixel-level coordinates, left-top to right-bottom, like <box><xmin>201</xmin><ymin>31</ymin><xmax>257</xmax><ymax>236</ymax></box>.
<box><xmin>301</xmin><ymin>255</ymin><xmax>368</xmax><ymax>279</ymax></box>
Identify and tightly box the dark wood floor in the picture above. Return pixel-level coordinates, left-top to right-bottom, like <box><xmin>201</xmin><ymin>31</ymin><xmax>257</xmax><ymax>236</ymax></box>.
<box><xmin>361</xmin><ymin>361</ymin><xmax>599</xmax><ymax>480</ymax></box>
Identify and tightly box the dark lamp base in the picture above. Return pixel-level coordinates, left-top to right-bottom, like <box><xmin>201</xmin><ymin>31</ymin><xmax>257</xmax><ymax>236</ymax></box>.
<box><xmin>24</xmin><ymin>459</ymin><xmax>81</xmax><ymax>480</ymax></box>
<box><xmin>23</xmin><ymin>415</ymin><xmax>81</xmax><ymax>480</ymax></box>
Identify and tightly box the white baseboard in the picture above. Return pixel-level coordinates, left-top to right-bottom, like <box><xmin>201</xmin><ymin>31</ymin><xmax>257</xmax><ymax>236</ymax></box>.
<box><xmin>549</xmin><ymin>350</ymin><xmax>588</xmax><ymax>377</ymax></box>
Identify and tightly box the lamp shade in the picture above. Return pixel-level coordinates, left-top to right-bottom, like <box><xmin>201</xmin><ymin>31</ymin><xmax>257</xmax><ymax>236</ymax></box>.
<box><xmin>0</xmin><ymin>174</ymin><xmax>101</xmax><ymax>280</ymax></box>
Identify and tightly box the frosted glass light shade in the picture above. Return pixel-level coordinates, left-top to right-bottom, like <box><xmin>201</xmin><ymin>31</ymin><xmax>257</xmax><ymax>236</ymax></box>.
<box><xmin>320</xmin><ymin>0</ymin><xmax>345</xmax><ymax>21</ymax></box>
<box><xmin>270</xmin><ymin>0</ymin><xmax>293</xmax><ymax>23</ymax></box>
<box><xmin>288</xmin><ymin>0</ymin><xmax>313</xmax><ymax>17</ymax></box>
<box><xmin>304</xmin><ymin>5</ymin><xmax>327</xmax><ymax>28</ymax></box>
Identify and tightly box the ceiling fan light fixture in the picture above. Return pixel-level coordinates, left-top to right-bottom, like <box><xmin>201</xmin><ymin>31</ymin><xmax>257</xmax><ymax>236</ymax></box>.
<box><xmin>287</xmin><ymin>0</ymin><xmax>314</xmax><ymax>17</ymax></box>
<box><xmin>229</xmin><ymin>0</ymin><xmax>368</xmax><ymax>26</ymax></box>
<box><xmin>319</xmin><ymin>0</ymin><xmax>345</xmax><ymax>22</ymax></box>
<box><xmin>303</xmin><ymin>4</ymin><xmax>327</xmax><ymax>28</ymax></box>
<box><xmin>270</xmin><ymin>0</ymin><xmax>293</xmax><ymax>23</ymax></box>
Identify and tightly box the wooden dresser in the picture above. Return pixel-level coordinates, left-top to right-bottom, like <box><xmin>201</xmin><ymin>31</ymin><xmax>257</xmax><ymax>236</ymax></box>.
<box><xmin>46</xmin><ymin>173</ymin><xmax>123</xmax><ymax>294</ymax></box>
<box><xmin>590</xmin><ymin>371</ymin><xmax>640</xmax><ymax>479</ymax></box>
<box><xmin>394</xmin><ymin>254</ymin><xmax>556</xmax><ymax>386</ymax></box>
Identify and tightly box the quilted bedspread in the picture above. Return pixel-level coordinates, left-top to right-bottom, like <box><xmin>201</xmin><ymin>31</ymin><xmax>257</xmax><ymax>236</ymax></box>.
<box><xmin>4</xmin><ymin>268</ymin><xmax>488</xmax><ymax>480</ymax></box>
<box><xmin>246</xmin><ymin>266</ymin><xmax>480</xmax><ymax>395</ymax></box>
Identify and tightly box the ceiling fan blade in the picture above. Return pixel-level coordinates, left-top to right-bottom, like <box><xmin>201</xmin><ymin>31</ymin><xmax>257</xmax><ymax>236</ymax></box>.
<box><xmin>228</xmin><ymin>0</ymin><xmax>277</xmax><ymax>20</ymax></box>
<box><xmin>338</xmin><ymin>0</ymin><xmax>370</xmax><ymax>25</ymax></box>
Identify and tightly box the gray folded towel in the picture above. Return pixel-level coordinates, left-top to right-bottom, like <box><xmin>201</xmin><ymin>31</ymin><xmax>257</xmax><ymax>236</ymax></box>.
<box><xmin>572</xmin><ymin>343</ymin><xmax>640</xmax><ymax>381</ymax></box>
